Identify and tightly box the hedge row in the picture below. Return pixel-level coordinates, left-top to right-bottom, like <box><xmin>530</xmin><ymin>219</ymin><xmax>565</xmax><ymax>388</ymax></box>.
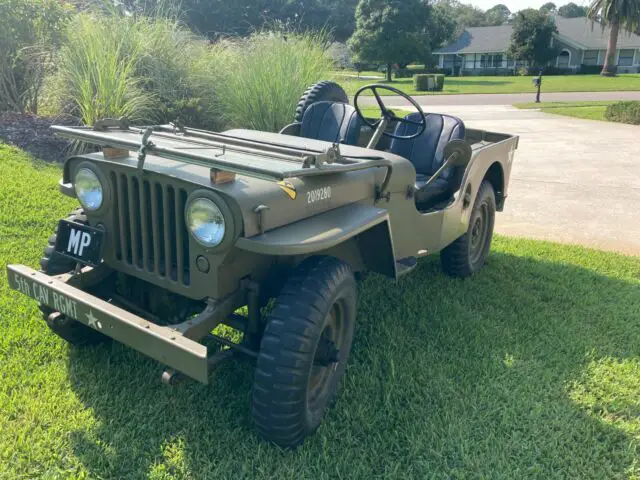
<box><xmin>395</xmin><ymin>67</ymin><xmax>439</xmax><ymax>78</ymax></box>
<box><xmin>605</xmin><ymin>101</ymin><xmax>640</xmax><ymax>125</ymax></box>
<box><xmin>414</xmin><ymin>74</ymin><xmax>444</xmax><ymax>92</ymax></box>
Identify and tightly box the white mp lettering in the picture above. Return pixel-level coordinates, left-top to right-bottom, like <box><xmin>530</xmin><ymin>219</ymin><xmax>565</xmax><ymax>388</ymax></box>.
<box><xmin>78</xmin><ymin>232</ymin><xmax>91</xmax><ymax>257</ymax></box>
<box><xmin>67</xmin><ymin>228</ymin><xmax>82</xmax><ymax>254</ymax></box>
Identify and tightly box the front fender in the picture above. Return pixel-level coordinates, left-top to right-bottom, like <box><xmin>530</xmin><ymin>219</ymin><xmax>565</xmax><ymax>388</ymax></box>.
<box><xmin>236</xmin><ymin>202</ymin><xmax>398</xmax><ymax>278</ymax></box>
<box><xmin>236</xmin><ymin>203</ymin><xmax>388</xmax><ymax>256</ymax></box>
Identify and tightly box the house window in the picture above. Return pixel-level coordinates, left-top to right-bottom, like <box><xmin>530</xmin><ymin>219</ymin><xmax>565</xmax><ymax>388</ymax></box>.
<box><xmin>465</xmin><ymin>55</ymin><xmax>476</xmax><ymax>69</ymax></box>
<box><xmin>443</xmin><ymin>55</ymin><xmax>454</xmax><ymax>68</ymax></box>
<box><xmin>583</xmin><ymin>50</ymin><xmax>599</xmax><ymax>65</ymax></box>
<box><xmin>618</xmin><ymin>49</ymin><xmax>635</xmax><ymax>66</ymax></box>
<box><xmin>480</xmin><ymin>54</ymin><xmax>503</xmax><ymax>68</ymax></box>
<box><xmin>557</xmin><ymin>50</ymin><xmax>570</xmax><ymax>68</ymax></box>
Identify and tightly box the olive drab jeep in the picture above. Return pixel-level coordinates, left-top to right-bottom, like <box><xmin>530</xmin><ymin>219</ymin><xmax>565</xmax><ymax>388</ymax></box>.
<box><xmin>7</xmin><ymin>82</ymin><xmax>517</xmax><ymax>448</ymax></box>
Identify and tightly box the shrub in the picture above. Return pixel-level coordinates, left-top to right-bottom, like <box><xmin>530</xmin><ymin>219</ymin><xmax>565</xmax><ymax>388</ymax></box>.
<box><xmin>395</xmin><ymin>67</ymin><xmax>439</xmax><ymax>79</ymax></box>
<box><xmin>414</xmin><ymin>74</ymin><xmax>443</xmax><ymax>91</ymax></box>
<box><xmin>414</xmin><ymin>74</ymin><xmax>430</xmax><ymax>91</ymax></box>
<box><xmin>46</xmin><ymin>12</ymin><xmax>227</xmax><ymax>129</ymax></box>
<box><xmin>395</xmin><ymin>68</ymin><xmax>413</xmax><ymax>78</ymax></box>
<box><xmin>434</xmin><ymin>74</ymin><xmax>445</xmax><ymax>91</ymax></box>
<box><xmin>0</xmin><ymin>0</ymin><xmax>71</xmax><ymax>113</ymax></box>
<box><xmin>605</xmin><ymin>101</ymin><xmax>640</xmax><ymax>125</ymax></box>
<box><xmin>217</xmin><ymin>30</ymin><xmax>333</xmax><ymax>132</ymax></box>
<box><xmin>578</xmin><ymin>64</ymin><xmax>604</xmax><ymax>75</ymax></box>
<box><xmin>47</xmin><ymin>14</ymin><xmax>155</xmax><ymax>125</ymax></box>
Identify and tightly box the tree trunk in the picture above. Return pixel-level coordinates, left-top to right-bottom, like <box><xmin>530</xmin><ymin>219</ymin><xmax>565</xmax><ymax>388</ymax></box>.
<box><xmin>386</xmin><ymin>63</ymin><xmax>392</xmax><ymax>82</ymax></box>
<box><xmin>602</xmin><ymin>20</ymin><xmax>619</xmax><ymax>76</ymax></box>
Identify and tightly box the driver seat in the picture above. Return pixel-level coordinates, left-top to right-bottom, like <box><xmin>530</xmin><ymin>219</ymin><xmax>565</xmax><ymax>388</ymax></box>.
<box><xmin>299</xmin><ymin>101</ymin><xmax>363</xmax><ymax>145</ymax></box>
<box><xmin>389</xmin><ymin>112</ymin><xmax>466</xmax><ymax>210</ymax></box>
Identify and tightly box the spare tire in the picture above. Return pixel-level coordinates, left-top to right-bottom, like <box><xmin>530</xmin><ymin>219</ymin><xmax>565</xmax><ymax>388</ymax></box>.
<box><xmin>294</xmin><ymin>81</ymin><xmax>349</xmax><ymax>123</ymax></box>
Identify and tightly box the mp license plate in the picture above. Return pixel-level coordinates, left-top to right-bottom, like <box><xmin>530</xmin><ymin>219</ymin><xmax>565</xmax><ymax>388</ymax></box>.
<box><xmin>54</xmin><ymin>220</ymin><xmax>104</xmax><ymax>267</ymax></box>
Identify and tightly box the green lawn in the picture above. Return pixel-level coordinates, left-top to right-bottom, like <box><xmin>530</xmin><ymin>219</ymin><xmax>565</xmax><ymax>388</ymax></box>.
<box><xmin>333</xmin><ymin>71</ymin><xmax>640</xmax><ymax>96</ymax></box>
<box><xmin>2</xmin><ymin>144</ymin><xmax>640</xmax><ymax>479</ymax></box>
<box><xmin>514</xmin><ymin>101</ymin><xmax>613</xmax><ymax>121</ymax></box>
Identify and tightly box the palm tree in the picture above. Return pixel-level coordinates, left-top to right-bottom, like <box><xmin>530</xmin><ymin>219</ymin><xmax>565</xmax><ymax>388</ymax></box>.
<box><xmin>588</xmin><ymin>0</ymin><xmax>640</xmax><ymax>76</ymax></box>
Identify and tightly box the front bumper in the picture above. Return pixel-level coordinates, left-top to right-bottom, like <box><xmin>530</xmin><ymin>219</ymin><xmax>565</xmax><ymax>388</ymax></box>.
<box><xmin>7</xmin><ymin>264</ymin><xmax>209</xmax><ymax>383</ymax></box>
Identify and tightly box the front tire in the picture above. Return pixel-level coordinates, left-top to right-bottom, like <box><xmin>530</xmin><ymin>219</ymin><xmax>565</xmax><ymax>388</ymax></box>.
<box><xmin>39</xmin><ymin>209</ymin><xmax>108</xmax><ymax>346</ymax></box>
<box><xmin>441</xmin><ymin>181</ymin><xmax>496</xmax><ymax>277</ymax></box>
<box><xmin>252</xmin><ymin>256</ymin><xmax>356</xmax><ymax>448</ymax></box>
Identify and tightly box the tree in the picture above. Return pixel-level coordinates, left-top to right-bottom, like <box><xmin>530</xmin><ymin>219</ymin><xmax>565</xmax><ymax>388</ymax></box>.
<box><xmin>485</xmin><ymin>4</ymin><xmax>511</xmax><ymax>25</ymax></box>
<box><xmin>540</xmin><ymin>2</ymin><xmax>558</xmax><ymax>12</ymax></box>
<box><xmin>588</xmin><ymin>0</ymin><xmax>640</xmax><ymax>76</ymax></box>
<box><xmin>507</xmin><ymin>9</ymin><xmax>559</xmax><ymax>69</ymax></box>
<box><xmin>112</xmin><ymin>0</ymin><xmax>360</xmax><ymax>41</ymax></box>
<box><xmin>435</xmin><ymin>0</ymin><xmax>492</xmax><ymax>36</ymax></box>
<box><xmin>348</xmin><ymin>0</ymin><xmax>431</xmax><ymax>81</ymax></box>
<box><xmin>558</xmin><ymin>2</ymin><xmax>589</xmax><ymax>17</ymax></box>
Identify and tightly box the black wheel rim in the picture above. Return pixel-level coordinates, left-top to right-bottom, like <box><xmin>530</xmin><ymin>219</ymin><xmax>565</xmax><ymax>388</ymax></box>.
<box><xmin>469</xmin><ymin>202</ymin><xmax>490</xmax><ymax>266</ymax></box>
<box><xmin>308</xmin><ymin>299</ymin><xmax>346</xmax><ymax>414</ymax></box>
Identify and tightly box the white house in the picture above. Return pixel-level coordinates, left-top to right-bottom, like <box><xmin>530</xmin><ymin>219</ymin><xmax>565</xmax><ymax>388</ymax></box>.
<box><xmin>434</xmin><ymin>16</ymin><xmax>640</xmax><ymax>75</ymax></box>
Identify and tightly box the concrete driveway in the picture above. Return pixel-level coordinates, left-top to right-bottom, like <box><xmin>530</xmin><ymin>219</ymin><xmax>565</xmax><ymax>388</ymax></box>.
<box><xmin>391</xmin><ymin>104</ymin><xmax>640</xmax><ymax>255</ymax></box>
<box><xmin>361</xmin><ymin>91</ymin><xmax>640</xmax><ymax>106</ymax></box>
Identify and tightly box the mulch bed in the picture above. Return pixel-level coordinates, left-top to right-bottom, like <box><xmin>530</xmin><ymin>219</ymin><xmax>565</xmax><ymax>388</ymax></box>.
<box><xmin>0</xmin><ymin>112</ymin><xmax>79</xmax><ymax>163</ymax></box>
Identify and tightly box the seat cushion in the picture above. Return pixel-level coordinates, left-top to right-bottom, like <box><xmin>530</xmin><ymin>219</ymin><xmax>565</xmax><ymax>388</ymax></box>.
<box><xmin>299</xmin><ymin>101</ymin><xmax>362</xmax><ymax>145</ymax></box>
<box><xmin>390</xmin><ymin>112</ymin><xmax>466</xmax><ymax>210</ymax></box>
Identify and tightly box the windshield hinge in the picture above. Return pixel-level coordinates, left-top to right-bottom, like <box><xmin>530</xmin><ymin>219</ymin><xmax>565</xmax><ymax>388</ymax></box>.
<box><xmin>137</xmin><ymin>127</ymin><xmax>155</xmax><ymax>171</ymax></box>
<box><xmin>302</xmin><ymin>143</ymin><xmax>341</xmax><ymax>169</ymax></box>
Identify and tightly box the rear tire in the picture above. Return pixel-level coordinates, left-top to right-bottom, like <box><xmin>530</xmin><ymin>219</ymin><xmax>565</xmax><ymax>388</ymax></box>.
<box><xmin>294</xmin><ymin>81</ymin><xmax>349</xmax><ymax>123</ymax></box>
<box><xmin>252</xmin><ymin>256</ymin><xmax>356</xmax><ymax>448</ymax></box>
<box><xmin>441</xmin><ymin>181</ymin><xmax>496</xmax><ymax>278</ymax></box>
<box><xmin>39</xmin><ymin>209</ymin><xmax>108</xmax><ymax>346</ymax></box>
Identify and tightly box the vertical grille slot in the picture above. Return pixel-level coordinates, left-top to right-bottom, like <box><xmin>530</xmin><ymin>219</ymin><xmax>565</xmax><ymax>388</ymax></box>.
<box><xmin>150</xmin><ymin>183</ymin><xmax>161</xmax><ymax>275</ymax></box>
<box><xmin>162</xmin><ymin>186</ymin><xmax>173</xmax><ymax>280</ymax></box>
<box><xmin>139</xmin><ymin>180</ymin><xmax>151</xmax><ymax>271</ymax></box>
<box><xmin>127</xmin><ymin>176</ymin><xmax>140</xmax><ymax>268</ymax></box>
<box><xmin>109</xmin><ymin>171</ymin><xmax>190</xmax><ymax>286</ymax></box>
<box><xmin>117</xmin><ymin>173</ymin><xmax>130</xmax><ymax>264</ymax></box>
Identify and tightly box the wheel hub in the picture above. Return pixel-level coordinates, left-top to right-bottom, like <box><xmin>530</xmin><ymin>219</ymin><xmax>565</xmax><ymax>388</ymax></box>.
<box><xmin>313</xmin><ymin>332</ymin><xmax>340</xmax><ymax>366</ymax></box>
<box><xmin>307</xmin><ymin>302</ymin><xmax>346</xmax><ymax>411</ymax></box>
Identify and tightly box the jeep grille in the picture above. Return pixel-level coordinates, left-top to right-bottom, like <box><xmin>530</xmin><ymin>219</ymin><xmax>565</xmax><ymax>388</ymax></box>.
<box><xmin>110</xmin><ymin>172</ymin><xmax>190</xmax><ymax>286</ymax></box>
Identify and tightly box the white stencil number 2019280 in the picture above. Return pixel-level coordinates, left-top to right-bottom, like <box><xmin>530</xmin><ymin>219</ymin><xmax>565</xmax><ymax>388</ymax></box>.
<box><xmin>307</xmin><ymin>186</ymin><xmax>331</xmax><ymax>204</ymax></box>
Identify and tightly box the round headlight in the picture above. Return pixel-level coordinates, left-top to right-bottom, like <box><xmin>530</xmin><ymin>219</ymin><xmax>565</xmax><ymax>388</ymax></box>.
<box><xmin>74</xmin><ymin>168</ymin><xmax>103</xmax><ymax>211</ymax></box>
<box><xmin>186</xmin><ymin>198</ymin><xmax>226</xmax><ymax>247</ymax></box>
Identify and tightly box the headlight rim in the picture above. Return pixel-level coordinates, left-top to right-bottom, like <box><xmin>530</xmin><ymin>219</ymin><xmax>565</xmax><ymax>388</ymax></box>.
<box><xmin>185</xmin><ymin>190</ymin><xmax>237</xmax><ymax>252</ymax></box>
<box><xmin>73</xmin><ymin>162</ymin><xmax>110</xmax><ymax>214</ymax></box>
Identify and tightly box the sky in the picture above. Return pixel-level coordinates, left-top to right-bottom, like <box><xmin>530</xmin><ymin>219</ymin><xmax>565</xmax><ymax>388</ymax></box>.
<box><xmin>468</xmin><ymin>0</ymin><xmax>590</xmax><ymax>12</ymax></box>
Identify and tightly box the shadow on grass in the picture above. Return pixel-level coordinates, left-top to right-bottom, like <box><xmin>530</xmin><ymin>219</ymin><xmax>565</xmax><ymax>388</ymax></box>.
<box><xmin>66</xmin><ymin>250</ymin><xmax>640</xmax><ymax>478</ymax></box>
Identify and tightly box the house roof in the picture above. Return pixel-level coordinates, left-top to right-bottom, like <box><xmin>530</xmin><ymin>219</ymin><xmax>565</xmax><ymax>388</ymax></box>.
<box><xmin>434</xmin><ymin>16</ymin><xmax>640</xmax><ymax>55</ymax></box>
<box><xmin>554</xmin><ymin>16</ymin><xmax>640</xmax><ymax>49</ymax></box>
<box><xmin>434</xmin><ymin>25</ymin><xmax>513</xmax><ymax>54</ymax></box>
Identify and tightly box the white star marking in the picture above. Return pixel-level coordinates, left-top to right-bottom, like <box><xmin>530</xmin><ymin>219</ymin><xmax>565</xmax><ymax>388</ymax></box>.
<box><xmin>86</xmin><ymin>310</ymin><xmax>102</xmax><ymax>330</ymax></box>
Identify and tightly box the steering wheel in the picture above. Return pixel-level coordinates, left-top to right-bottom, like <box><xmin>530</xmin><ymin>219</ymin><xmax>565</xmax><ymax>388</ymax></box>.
<box><xmin>353</xmin><ymin>84</ymin><xmax>427</xmax><ymax>140</ymax></box>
